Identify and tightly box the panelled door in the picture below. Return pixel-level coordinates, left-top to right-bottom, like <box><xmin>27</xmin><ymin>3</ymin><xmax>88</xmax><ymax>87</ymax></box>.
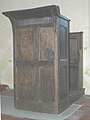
<box><xmin>14</xmin><ymin>25</ymin><xmax>55</xmax><ymax>106</ymax></box>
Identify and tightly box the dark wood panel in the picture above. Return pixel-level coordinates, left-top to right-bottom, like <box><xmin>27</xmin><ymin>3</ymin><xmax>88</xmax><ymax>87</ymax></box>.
<box><xmin>15</xmin><ymin>98</ymin><xmax>55</xmax><ymax>114</ymax></box>
<box><xmin>70</xmin><ymin>64</ymin><xmax>78</xmax><ymax>90</ymax></box>
<box><xmin>40</xmin><ymin>66</ymin><xmax>55</xmax><ymax>102</ymax></box>
<box><xmin>15</xmin><ymin>65</ymin><xmax>36</xmax><ymax>100</ymax></box>
<box><xmin>70</xmin><ymin>32</ymin><xmax>83</xmax><ymax>92</ymax></box>
<box><xmin>58</xmin><ymin>22</ymin><xmax>69</xmax><ymax>101</ymax></box>
<box><xmin>59</xmin><ymin>65</ymin><xmax>67</xmax><ymax>100</ymax></box>
<box><xmin>16</xmin><ymin>65</ymin><xmax>35</xmax><ymax>84</ymax></box>
<box><xmin>59</xmin><ymin>25</ymin><xmax>67</xmax><ymax>59</ymax></box>
<box><xmin>16</xmin><ymin>27</ymin><xmax>34</xmax><ymax>61</ymax></box>
<box><xmin>16</xmin><ymin>84</ymin><xmax>35</xmax><ymax>100</ymax></box>
<box><xmin>70</xmin><ymin>38</ymin><xmax>78</xmax><ymax>61</ymax></box>
<box><xmin>39</xmin><ymin>26</ymin><xmax>54</xmax><ymax>61</ymax></box>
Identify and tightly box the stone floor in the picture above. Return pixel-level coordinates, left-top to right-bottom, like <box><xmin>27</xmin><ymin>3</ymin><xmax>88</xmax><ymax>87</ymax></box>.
<box><xmin>65</xmin><ymin>95</ymin><xmax>90</xmax><ymax>120</ymax></box>
<box><xmin>1</xmin><ymin>88</ymin><xmax>90</xmax><ymax>120</ymax></box>
<box><xmin>1</xmin><ymin>114</ymin><xmax>34</xmax><ymax>120</ymax></box>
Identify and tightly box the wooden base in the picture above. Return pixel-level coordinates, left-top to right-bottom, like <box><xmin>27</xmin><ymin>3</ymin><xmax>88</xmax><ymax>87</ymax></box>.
<box><xmin>15</xmin><ymin>100</ymin><xmax>56</xmax><ymax>114</ymax></box>
<box><xmin>14</xmin><ymin>88</ymin><xmax>85</xmax><ymax>114</ymax></box>
<box><xmin>69</xmin><ymin>88</ymin><xmax>85</xmax><ymax>105</ymax></box>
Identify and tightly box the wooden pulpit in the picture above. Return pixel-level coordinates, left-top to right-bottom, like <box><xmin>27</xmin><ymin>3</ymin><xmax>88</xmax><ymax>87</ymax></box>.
<box><xmin>3</xmin><ymin>5</ymin><xmax>84</xmax><ymax>114</ymax></box>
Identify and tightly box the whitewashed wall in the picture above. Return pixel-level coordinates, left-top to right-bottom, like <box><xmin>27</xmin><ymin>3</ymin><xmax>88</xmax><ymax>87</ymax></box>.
<box><xmin>0</xmin><ymin>0</ymin><xmax>90</xmax><ymax>94</ymax></box>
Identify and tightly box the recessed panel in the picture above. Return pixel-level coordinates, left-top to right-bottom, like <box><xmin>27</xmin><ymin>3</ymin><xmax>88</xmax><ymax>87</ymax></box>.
<box><xmin>59</xmin><ymin>26</ymin><xmax>67</xmax><ymax>59</ymax></box>
<box><xmin>39</xmin><ymin>66</ymin><xmax>55</xmax><ymax>102</ymax></box>
<box><xmin>16</xmin><ymin>27</ymin><xmax>34</xmax><ymax>61</ymax></box>
<box><xmin>39</xmin><ymin>27</ymin><xmax>54</xmax><ymax>61</ymax></box>
<box><xmin>16</xmin><ymin>65</ymin><xmax>36</xmax><ymax>100</ymax></box>
<box><xmin>70</xmin><ymin>38</ymin><xmax>78</xmax><ymax>60</ymax></box>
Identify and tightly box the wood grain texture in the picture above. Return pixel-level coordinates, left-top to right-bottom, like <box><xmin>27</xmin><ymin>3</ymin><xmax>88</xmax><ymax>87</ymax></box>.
<box><xmin>16</xmin><ymin>27</ymin><xmax>34</xmax><ymax>61</ymax></box>
<box><xmin>39</xmin><ymin>27</ymin><xmax>54</xmax><ymax>61</ymax></box>
<box><xmin>70</xmin><ymin>32</ymin><xmax>83</xmax><ymax>91</ymax></box>
<box><xmin>40</xmin><ymin>66</ymin><xmax>55</xmax><ymax>102</ymax></box>
<box><xmin>70</xmin><ymin>38</ymin><xmax>78</xmax><ymax>61</ymax></box>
